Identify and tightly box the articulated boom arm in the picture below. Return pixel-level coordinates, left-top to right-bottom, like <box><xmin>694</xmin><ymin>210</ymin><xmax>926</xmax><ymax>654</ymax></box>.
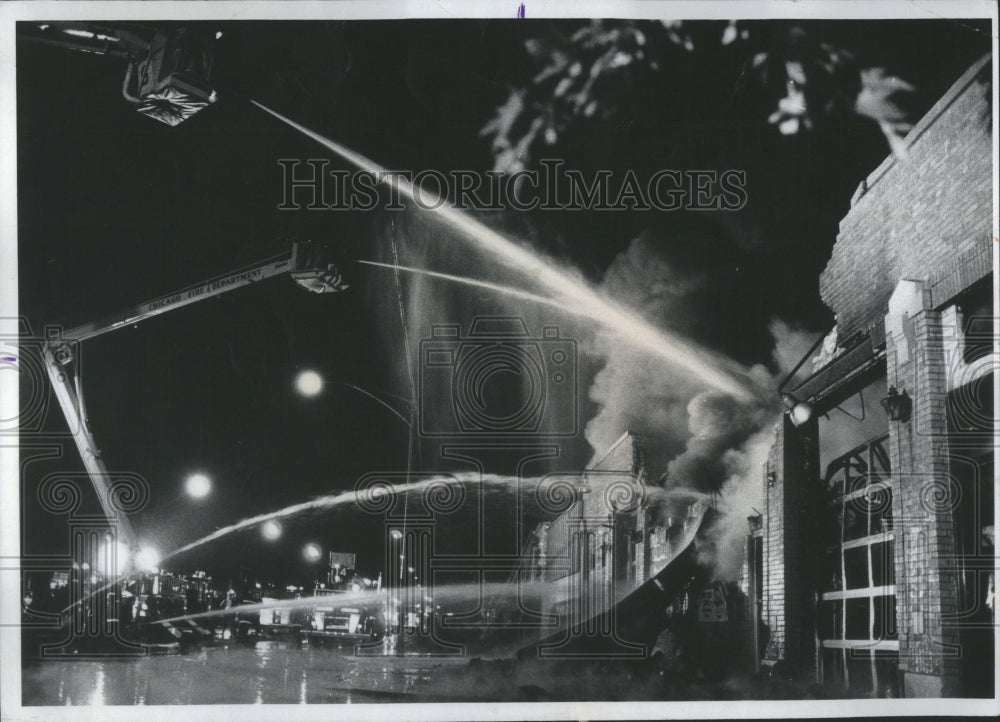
<box><xmin>41</xmin><ymin>241</ymin><xmax>347</xmax><ymax>551</ymax></box>
<box><xmin>56</xmin><ymin>241</ymin><xmax>346</xmax><ymax>346</ymax></box>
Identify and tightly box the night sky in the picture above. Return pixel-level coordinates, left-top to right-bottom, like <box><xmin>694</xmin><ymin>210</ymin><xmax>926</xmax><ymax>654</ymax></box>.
<box><xmin>15</xmin><ymin>19</ymin><xmax>992</xmax><ymax>584</ymax></box>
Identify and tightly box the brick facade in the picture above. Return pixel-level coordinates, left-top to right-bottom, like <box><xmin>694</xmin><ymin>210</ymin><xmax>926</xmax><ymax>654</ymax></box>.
<box><xmin>762</xmin><ymin>417</ymin><xmax>820</xmax><ymax>675</ymax></box>
<box><xmin>885</xmin><ymin>281</ymin><xmax>963</xmax><ymax>696</ymax></box>
<box><xmin>759</xmin><ymin>55</ymin><xmax>994</xmax><ymax>696</ymax></box>
<box><xmin>819</xmin><ymin>55</ymin><xmax>992</xmax><ymax>343</ymax></box>
<box><xmin>762</xmin><ymin>424</ymin><xmax>785</xmax><ymax>662</ymax></box>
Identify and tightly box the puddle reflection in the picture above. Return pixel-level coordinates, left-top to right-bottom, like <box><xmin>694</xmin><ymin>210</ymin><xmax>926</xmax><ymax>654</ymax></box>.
<box><xmin>23</xmin><ymin>641</ymin><xmax>492</xmax><ymax>705</ymax></box>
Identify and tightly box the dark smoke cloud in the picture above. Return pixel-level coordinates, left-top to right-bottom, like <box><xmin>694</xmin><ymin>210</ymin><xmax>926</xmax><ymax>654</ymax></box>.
<box><xmin>696</xmin><ymin>421</ymin><xmax>780</xmax><ymax>581</ymax></box>
<box><xmin>585</xmin><ymin>234</ymin><xmax>819</xmax><ymax>580</ymax></box>
<box><xmin>663</xmin><ymin>392</ymin><xmax>771</xmax><ymax>493</ymax></box>
<box><xmin>688</xmin><ymin>319</ymin><xmax>819</xmax><ymax>580</ymax></box>
<box><xmin>584</xmin><ymin>235</ymin><xmax>714</xmax><ymax>472</ymax></box>
<box><xmin>663</xmin><ymin>317</ymin><xmax>820</xmax><ymax>492</ymax></box>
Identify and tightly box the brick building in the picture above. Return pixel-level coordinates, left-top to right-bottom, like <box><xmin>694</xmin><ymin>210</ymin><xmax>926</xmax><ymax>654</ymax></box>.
<box><xmin>525</xmin><ymin>432</ymin><xmax>651</xmax><ymax>630</ymax></box>
<box><xmin>515</xmin><ymin>432</ymin><xmax>715</xmax><ymax>656</ymax></box>
<box><xmin>754</xmin><ymin>55</ymin><xmax>994</xmax><ymax>697</ymax></box>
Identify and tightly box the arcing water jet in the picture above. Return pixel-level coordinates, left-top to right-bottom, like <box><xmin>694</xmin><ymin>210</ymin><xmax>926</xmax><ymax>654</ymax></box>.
<box><xmin>154</xmin><ymin>581</ymin><xmax>545</xmax><ymax>627</ymax></box>
<box><xmin>252</xmin><ymin>101</ymin><xmax>760</xmax><ymax>403</ymax></box>
<box><xmin>162</xmin><ymin>475</ymin><xmax>456</xmax><ymax>561</ymax></box>
<box><xmin>357</xmin><ymin>259</ymin><xmax>576</xmax><ymax>314</ymax></box>
<box><xmin>160</xmin><ymin>471</ymin><xmax>689</xmax><ymax>564</ymax></box>
<box><xmin>161</xmin><ymin>473</ymin><xmax>541</xmax><ymax>562</ymax></box>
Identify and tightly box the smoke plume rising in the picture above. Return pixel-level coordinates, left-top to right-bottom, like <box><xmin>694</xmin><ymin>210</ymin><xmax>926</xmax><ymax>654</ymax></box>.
<box><xmin>584</xmin><ymin>235</ymin><xmax>722</xmax><ymax>473</ymax></box>
<box><xmin>585</xmin><ymin>235</ymin><xmax>819</xmax><ymax>580</ymax></box>
<box><xmin>690</xmin><ymin>320</ymin><xmax>819</xmax><ymax>580</ymax></box>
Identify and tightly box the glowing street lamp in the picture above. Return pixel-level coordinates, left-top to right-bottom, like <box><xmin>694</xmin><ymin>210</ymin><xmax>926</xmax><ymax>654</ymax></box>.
<box><xmin>295</xmin><ymin>369</ymin><xmax>324</xmax><ymax>397</ymax></box>
<box><xmin>303</xmin><ymin>543</ymin><xmax>322</xmax><ymax>562</ymax></box>
<box><xmin>185</xmin><ymin>472</ymin><xmax>212</xmax><ymax>499</ymax></box>
<box><xmin>136</xmin><ymin>546</ymin><xmax>161</xmax><ymax>572</ymax></box>
<box><xmin>97</xmin><ymin>534</ymin><xmax>131</xmax><ymax>576</ymax></box>
<box><xmin>389</xmin><ymin>529</ymin><xmax>406</xmax><ymax>582</ymax></box>
<box><xmin>261</xmin><ymin>520</ymin><xmax>282</xmax><ymax>541</ymax></box>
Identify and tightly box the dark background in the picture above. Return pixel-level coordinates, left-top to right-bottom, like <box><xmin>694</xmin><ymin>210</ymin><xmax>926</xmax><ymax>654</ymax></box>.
<box><xmin>15</xmin><ymin>19</ymin><xmax>992</xmax><ymax>584</ymax></box>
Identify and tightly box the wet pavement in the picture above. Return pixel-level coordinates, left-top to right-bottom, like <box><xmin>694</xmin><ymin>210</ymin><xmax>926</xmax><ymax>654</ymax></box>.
<box><xmin>21</xmin><ymin>634</ymin><xmax>699</xmax><ymax>705</ymax></box>
<box><xmin>21</xmin><ymin>634</ymin><xmax>842</xmax><ymax>705</ymax></box>
<box><xmin>23</xmin><ymin>639</ymin><xmax>499</xmax><ymax>705</ymax></box>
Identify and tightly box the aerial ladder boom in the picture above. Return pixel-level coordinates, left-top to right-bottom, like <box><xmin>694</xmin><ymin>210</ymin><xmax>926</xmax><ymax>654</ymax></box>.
<box><xmin>41</xmin><ymin>241</ymin><xmax>347</xmax><ymax>553</ymax></box>
<box><xmin>55</xmin><ymin>242</ymin><xmax>345</xmax><ymax>345</ymax></box>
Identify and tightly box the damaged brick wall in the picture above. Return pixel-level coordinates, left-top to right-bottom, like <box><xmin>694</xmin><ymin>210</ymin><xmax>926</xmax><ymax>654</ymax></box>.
<box><xmin>819</xmin><ymin>55</ymin><xmax>992</xmax><ymax>342</ymax></box>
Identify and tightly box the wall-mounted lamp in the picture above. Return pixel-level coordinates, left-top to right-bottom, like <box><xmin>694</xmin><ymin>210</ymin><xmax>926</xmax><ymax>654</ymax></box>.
<box><xmin>880</xmin><ymin>385</ymin><xmax>912</xmax><ymax>422</ymax></box>
<box><xmin>780</xmin><ymin>392</ymin><xmax>814</xmax><ymax>427</ymax></box>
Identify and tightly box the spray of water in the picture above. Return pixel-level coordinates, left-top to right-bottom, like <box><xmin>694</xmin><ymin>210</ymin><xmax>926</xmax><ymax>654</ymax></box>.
<box><xmin>252</xmin><ymin>101</ymin><xmax>759</xmax><ymax>403</ymax></box>
<box><xmin>63</xmin><ymin>490</ymin><xmax>485</xmax><ymax>618</ymax></box>
<box><xmin>154</xmin><ymin>499</ymin><xmax>710</xmax><ymax>632</ymax></box>
<box><xmin>153</xmin><ymin>581</ymin><xmax>545</xmax><ymax>627</ymax></box>
<box><xmin>162</xmin><ymin>474</ymin><xmax>471</xmax><ymax>561</ymax></box>
<box><xmin>358</xmin><ymin>260</ymin><xmax>577</xmax><ymax>314</ymax></box>
<box><xmin>161</xmin><ymin>471</ymin><xmax>696</xmax><ymax>564</ymax></box>
<box><xmin>62</xmin><ymin>477</ymin><xmax>704</xmax><ymax>621</ymax></box>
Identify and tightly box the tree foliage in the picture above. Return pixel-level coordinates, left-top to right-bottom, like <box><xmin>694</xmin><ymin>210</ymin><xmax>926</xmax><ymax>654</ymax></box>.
<box><xmin>480</xmin><ymin>21</ymin><xmax>917</xmax><ymax>174</ymax></box>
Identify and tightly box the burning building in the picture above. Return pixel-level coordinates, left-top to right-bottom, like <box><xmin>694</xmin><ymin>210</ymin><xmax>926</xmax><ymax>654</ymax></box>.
<box><xmin>525</xmin><ymin>432</ymin><xmax>653</xmax><ymax>631</ymax></box>
<box><xmin>752</xmin><ymin>54</ymin><xmax>995</xmax><ymax>697</ymax></box>
<box><xmin>515</xmin><ymin>432</ymin><xmax>741</xmax><ymax>666</ymax></box>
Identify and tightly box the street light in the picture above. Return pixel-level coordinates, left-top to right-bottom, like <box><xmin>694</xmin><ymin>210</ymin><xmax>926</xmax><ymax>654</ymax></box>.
<box><xmin>136</xmin><ymin>546</ymin><xmax>160</xmax><ymax>572</ymax></box>
<box><xmin>261</xmin><ymin>520</ymin><xmax>282</xmax><ymax>541</ymax></box>
<box><xmin>97</xmin><ymin>535</ymin><xmax>130</xmax><ymax>576</ymax></box>
<box><xmin>780</xmin><ymin>392</ymin><xmax>814</xmax><ymax>428</ymax></box>
<box><xmin>303</xmin><ymin>543</ymin><xmax>323</xmax><ymax>592</ymax></box>
<box><xmin>389</xmin><ymin>529</ymin><xmax>405</xmax><ymax>581</ymax></box>
<box><xmin>295</xmin><ymin>369</ymin><xmax>324</xmax><ymax>397</ymax></box>
<box><xmin>185</xmin><ymin>472</ymin><xmax>212</xmax><ymax>499</ymax></box>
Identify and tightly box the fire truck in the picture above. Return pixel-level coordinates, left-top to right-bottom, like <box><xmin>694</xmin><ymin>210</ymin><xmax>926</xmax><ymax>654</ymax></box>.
<box><xmin>256</xmin><ymin>584</ymin><xmax>312</xmax><ymax>639</ymax></box>
<box><xmin>302</xmin><ymin>589</ymin><xmax>384</xmax><ymax>646</ymax></box>
<box><xmin>301</xmin><ymin>560</ymin><xmax>384</xmax><ymax>646</ymax></box>
<box><xmin>120</xmin><ymin>570</ymin><xmax>215</xmax><ymax>644</ymax></box>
